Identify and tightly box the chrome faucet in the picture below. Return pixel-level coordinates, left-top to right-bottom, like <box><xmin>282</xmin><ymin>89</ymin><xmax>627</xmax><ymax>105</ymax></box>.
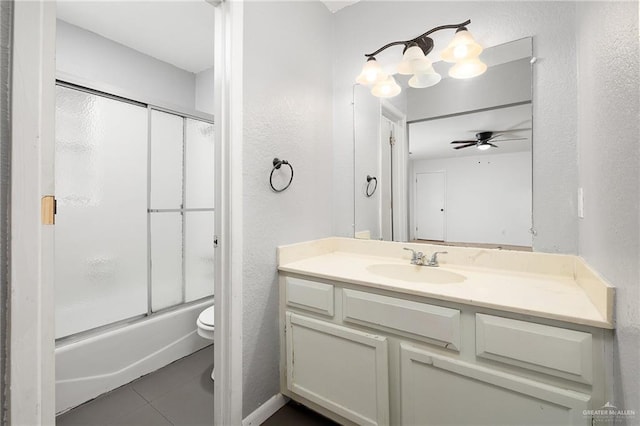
<box><xmin>427</xmin><ymin>251</ymin><xmax>448</xmax><ymax>267</ymax></box>
<box><xmin>403</xmin><ymin>248</ymin><xmax>425</xmax><ymax>265</ymax></box>
<box><xmin>403</xmin><ymin>248</ymin><xmax>448</xmax><ymax>267</ymax></box>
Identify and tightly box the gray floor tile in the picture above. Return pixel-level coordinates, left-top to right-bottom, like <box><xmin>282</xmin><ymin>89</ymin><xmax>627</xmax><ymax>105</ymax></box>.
<box><xmin>56</xmin><ymin>385</ymin><xmax>148</xmax><ymax>426</ymax></box>
<box><xmin>179</xmin><ymin>345</ymin><xmax>214</xmax><ymax>377</ymax></box>
<box><xmin>107</xmin><ymin>404</ymin><xmax>173</xmax><ymax>426</ymax></box>
<box><xmin>131</xmin><ymin>345</ymin><xmax>214</xmax><ymax>403</ymax></box>
<box><xmin>150</xmin><ymin>371</ymin><xmax>214</xmax><ymax>426</ymax></box>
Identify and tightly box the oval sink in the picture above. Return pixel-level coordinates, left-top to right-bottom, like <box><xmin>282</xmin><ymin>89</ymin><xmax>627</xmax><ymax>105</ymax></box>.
<box><xmin>366</xmin><ymin>264</ymin><xmax>466</xmax><ymax>284</ymax></box>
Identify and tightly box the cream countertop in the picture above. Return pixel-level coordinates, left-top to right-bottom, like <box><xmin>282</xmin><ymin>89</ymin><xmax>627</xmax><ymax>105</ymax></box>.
<box><xmin>278</xmin><ymin>238</ymin><xmax>615</xmax><ymax>329</ymax></box>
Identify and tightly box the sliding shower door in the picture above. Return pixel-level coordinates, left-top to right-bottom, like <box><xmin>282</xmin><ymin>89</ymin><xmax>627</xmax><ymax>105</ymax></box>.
<box><xmin>149</xmin><ymin>112</ymin><xmax>215</xmax><ymax>312</ymax></box>
<box><xmin>55</xmin><ymin>85</ymin><xmax>148</xmax><ymax>338</ymax></box>
<box><xmin>55</xmin><ymin>85</ymin><xmax>215</xmax><ymax>340</ymax></box>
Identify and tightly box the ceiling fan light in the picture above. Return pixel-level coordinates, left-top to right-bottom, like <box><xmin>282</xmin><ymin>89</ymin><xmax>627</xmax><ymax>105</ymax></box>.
<box><xmin>371</xmin><ymin>75</ymin><xmax>401</xmax><ymax>98</ymax></box>
<box><xmin>448</xmin><ymin>57</ymin><xmax>488</xmax><ymax>79</ymax></box>
<box><xmin>440</xmin><ymin>28</ymin><xmax>483</xmax><ymax>63</ymax></box>
<box><xmin>477</xmin><ymin>143</ymin><xmax>492</xmax><ymax>151</ymax></box>
<box><xmin>408</xmin><ymin>72</ymin><xmax>441</xmax><ymax>88</ymax></box>
<box><xmin>356</xmin><ymin>58</ymin><xmax>386</xmax><ymax>85</ymax></box>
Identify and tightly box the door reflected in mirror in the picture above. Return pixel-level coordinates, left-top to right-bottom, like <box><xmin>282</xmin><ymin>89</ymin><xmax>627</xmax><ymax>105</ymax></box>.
<box><xmin>354</xmin><ymin>38</ymin><xmax>533</xmax><ymax>250</ymax></box>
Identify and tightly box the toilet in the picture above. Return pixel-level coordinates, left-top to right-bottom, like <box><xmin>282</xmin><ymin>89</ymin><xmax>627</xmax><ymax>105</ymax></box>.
<box><xmin>196</xmin><ymin>306</ymin><xmax>215</xmax><ymax>379</ymax></box>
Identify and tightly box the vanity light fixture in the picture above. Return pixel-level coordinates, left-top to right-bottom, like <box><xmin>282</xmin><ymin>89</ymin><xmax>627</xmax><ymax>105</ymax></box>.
<box><xmin>355</xmin><ymin>19</ymin><xmax>486</xmax><ymax>98</ymax></box>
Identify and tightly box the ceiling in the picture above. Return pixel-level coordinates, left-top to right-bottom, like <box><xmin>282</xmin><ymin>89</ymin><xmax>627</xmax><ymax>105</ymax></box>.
<box><xmin>408</xmin><ymin>103</ymin><xmax>532</xmax><ymax>160</ymax></box>
<box><xmin>321</xmin><ymin>1</ymin><xmax>361</xmax><ymax>13</ymax></box>
<box><xmin>57</xmin><ymin>1</ymin><xmax>215</xmax><ymax>74</ymax></box>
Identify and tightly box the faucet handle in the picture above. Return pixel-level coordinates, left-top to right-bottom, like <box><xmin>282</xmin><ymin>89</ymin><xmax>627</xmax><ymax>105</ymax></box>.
<box><xmin>404</xmin><ymin>247</ymin><xmax>423</xmax><ymax>255</ymax></box>
<box><xmin>429</xmin><ymin>251</ymin><xmax>448</xmax><ymax>266</ymax></box>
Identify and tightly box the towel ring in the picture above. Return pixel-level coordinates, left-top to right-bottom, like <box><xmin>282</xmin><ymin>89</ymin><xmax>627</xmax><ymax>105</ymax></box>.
<box><xmin>270</xmin><ymin>158</ymin><xmax>294</xmax><ymax>192</ymax></box>
<box><xmin>366</xmin><ymin>175</ymin><xmax>377</xmax><ymax>197</ymax></box>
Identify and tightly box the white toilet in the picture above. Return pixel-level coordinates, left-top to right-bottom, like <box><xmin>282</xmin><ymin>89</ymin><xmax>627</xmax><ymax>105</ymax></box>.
<box><xmin>196</xmin><ymin>306</ymin><xmax>215</xmax><ymax>379</ymax></box>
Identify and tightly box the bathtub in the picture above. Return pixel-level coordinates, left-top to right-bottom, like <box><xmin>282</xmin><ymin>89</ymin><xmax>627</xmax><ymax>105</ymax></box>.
<box><xmin>55</xmin><ymin>299</ymin><xmax>213</xmax><ymax>413</ymax></box>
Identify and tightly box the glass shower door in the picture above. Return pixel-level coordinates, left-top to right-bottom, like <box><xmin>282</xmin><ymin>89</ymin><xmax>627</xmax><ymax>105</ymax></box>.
<box><xmin>55</xmin><ymin>85</ymin><xmax>215</xmax><ymax>340</ymax></box>
<box><xmin>149</xmin><ymin>112</ymin><xmax>215</xmax><ymax>312</ymax></box>
<box><xmin>54</xmin><ymin>85</ymin><xmax>148</xmax><ymax>339</ymax></box>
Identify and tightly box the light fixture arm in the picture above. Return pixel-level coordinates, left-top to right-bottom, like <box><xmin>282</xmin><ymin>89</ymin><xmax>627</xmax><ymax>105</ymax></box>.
<box><xmin>364</xmin><ymin>19</ymin><xmax>472</xmax><ymax>58</ymax></box>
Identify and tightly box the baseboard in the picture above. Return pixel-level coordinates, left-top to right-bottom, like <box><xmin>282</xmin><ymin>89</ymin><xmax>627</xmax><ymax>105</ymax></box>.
<box><xmin>242</xmin><ymin>393</ymin><xmax>289</xmax><ymax>426</ymax></box>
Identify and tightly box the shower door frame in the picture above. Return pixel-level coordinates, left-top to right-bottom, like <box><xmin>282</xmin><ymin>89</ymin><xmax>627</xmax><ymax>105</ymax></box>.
<box><xmin>53</xmin><ymin>78</ymin><xmax>216</xmax><ymax>341</ymax></box>
<box><xmin>8</xmin><ymin>1</ymin><xmax>244</xmax><ymax>424</ymax></box>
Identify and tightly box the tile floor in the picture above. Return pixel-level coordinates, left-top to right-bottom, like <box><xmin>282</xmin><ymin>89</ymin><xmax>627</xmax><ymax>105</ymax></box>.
<box><xmin>56</xmin><ymin>345</ymin><xmax>215</xmax><ymax>426</ymax></box>
<box><xmin>56</xmin><ymin>344</ymin><xmax>334</xmax><ymax>425</ymax></box>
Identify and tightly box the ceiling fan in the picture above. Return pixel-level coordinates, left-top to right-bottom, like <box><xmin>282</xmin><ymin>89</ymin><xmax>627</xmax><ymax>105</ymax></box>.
<box><xmin>450</xmin><ymin>131</ymin><xmax>528</xmax><ymax>151</ymax></box>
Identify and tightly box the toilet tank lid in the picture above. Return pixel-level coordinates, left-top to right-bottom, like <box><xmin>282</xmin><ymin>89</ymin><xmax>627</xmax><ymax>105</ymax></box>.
<box><xmin>199</xmin><ymin>306</ymin><xmax>215</xmax><ymax>326</ymax></box>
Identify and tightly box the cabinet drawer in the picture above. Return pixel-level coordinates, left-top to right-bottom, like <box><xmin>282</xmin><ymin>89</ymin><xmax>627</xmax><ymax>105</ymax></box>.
<box><xmin>342</xmin><ymin>289</ymin><xmax>461</xmax><ymax>351</ymax></box>
<box><xmin>476</xmin><ymin>314</ymin><xmax>593</xmax><ymax>384</ymax></box>
<box><xmin>286</xmin><ymin>277</ymin><xmax>334</xmax><ymax>316</ymax></box>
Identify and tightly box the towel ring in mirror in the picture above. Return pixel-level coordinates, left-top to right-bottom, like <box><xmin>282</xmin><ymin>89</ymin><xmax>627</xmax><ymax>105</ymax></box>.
<box><xmin>366</xmin><ymin>175</ymin><xmax>377</xmax><ymax>197</ymax></box>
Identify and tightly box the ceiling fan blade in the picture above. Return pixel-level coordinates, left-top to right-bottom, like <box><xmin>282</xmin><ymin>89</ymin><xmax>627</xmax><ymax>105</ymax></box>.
<box><xmin>492</xmin><ymin>137</ymin><xmax>528</xmax><ymax>142</ymax></box>
<box><xmin>484</xmin><ymin>134</ymin><xmax>501</xmax><ymax>142</ymax></box>
<box><xmin>453</xmin><ymin>143</ymin><xmax>476</xmax><ymax>150</ymax></box>
<box><xmin>487</xmin><ymin>143</ymin><xmax>498</xmax><ymax>148</ymax></box>
<box><xmin>451</xmin><ymin>140</ymin><xmax>477</xmax><ymax>144</ymax></box>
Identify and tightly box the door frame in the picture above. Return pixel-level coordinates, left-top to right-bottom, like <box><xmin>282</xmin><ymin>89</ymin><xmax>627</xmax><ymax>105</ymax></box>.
<box><xmin>379</xmin><ymin>116</ymin><xmax>393</xmax><ymax>241</ymax></box>
<box><xmin>380</xmin><ymin>101</ymin><xmax>408</xmax><ymax>242</ymax></box>
<box><xmin>9</xmin><ymin>1</ymin><xmax>56</xmax><ymax>424</ymax></box>
<box><xmin>413</xmin><ymin>170</ymin><xmax>447</xmax><ymax>242</ymax></box>
<box><xmin>8</xmin><ymin>1</ymin><xmax>243</xmax><ymax>424</ymax></box>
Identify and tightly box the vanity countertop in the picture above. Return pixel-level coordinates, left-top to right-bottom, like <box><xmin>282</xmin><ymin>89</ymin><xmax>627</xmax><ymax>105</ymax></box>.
<box><xmin>277</xmin><ymin>237</ymin><xmax>614</xmax><ymax>329</ymax></box>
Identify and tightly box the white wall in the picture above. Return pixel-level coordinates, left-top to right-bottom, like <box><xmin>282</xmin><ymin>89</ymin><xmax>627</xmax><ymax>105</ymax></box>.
<box><xmin>354</xmin><ymin>84</ymin><xmax>382</xmax><ymax>239</ymax></box>
<box><xmin>411</xmin><ymin>152</ymin><xmax>532</xmax><ymax>247</ymax></box>
<box><xmin>407</xmin><ymin>57</ymin><xmax>532</xmax><ymax>121</ymax></box>
<box><xmin>333</xmin><ymin>1</ymin><xmax>578</xmax><ymax>254</ymax></box>
<box><xmin>56</xmin><ymin>20</ymin><xmax>197</xmax><ymax>111</ymax></box>
<box><xmin>196</xmin><ymin>67</ymin><xmax>215</xmax><ymax>114</ymax></box>
<box><xmin>576</xmin><ymin>1</ymin><xmax>639</xmax><ymax>418</ymax></box>
<box><xmin>242</xmin><ymin>1</ymin><xmax>333</xmax><ymax>417</ymax></box>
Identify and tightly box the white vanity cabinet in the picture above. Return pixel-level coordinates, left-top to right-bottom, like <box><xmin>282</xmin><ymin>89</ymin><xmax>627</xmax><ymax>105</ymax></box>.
<box><xmin>279</xmin><ymin>274</ymin><xmax>607</xmax><ymax>426</ymax></box>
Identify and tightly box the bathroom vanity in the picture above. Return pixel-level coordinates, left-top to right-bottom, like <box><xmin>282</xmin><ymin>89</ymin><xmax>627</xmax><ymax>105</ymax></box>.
<box><xmin>278</xmin><ymin>238</ymin><xmax>614</xmax><ymax>426</ymax></box>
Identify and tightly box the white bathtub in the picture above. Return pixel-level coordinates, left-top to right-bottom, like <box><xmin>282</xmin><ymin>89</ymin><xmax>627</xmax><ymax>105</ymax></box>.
<box><xmin>55</xmin><ymin>299</ymin><xmax>212</xmax><ymax>413</ymax></box>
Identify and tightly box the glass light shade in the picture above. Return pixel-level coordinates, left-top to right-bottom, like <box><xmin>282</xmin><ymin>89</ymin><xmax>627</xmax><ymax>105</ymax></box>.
<box><xmin>408</xmin><ymin>71</ymin><xmax>441</xmax><ymax>88</ymax></box>
<box><xmin>397</xmin><ymin>45</ymin><xmax>429</xmax><ymax>75</ymax></box>
<box><xmin>371</xmin><ymin>75</ymin><xmax>401</xmax><ymax>98</ymax></box>
<box><xmin>448</xmin><ymin>57</ymin><xmax>488</xmax><ymax>79</ymax></box>
<box><xmin>356</xmin><ymin>58</ymin><xmax>386</xmax><ymax>85</ymax></box>
<box><xmin>440</xmin><ymin>29</ymin><xmax>483</xmax><ymax>63</ymax></box>
<box><xmin>477</xmin><ymin>143</ymin><xmax>492</xmax><ymax>151</ymax></box>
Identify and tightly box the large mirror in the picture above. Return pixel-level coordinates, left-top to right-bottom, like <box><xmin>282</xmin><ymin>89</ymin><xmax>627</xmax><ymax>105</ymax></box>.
<box><xmin>354</xmin><ymin>37</ymin><xmax>533</xmax><ymax>250</ymax></box>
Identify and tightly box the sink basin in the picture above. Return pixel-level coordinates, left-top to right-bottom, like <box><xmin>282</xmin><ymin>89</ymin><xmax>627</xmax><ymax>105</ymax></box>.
<box><xmin>366</xmin><ymin>264</ymin><xmax>466</xmax><ymax>284</ymax></box>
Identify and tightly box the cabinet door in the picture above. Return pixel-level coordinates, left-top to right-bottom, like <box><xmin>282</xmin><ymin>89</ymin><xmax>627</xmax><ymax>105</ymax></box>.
<box><xmin>286</xmin><ymin>312</ymin><xmax>389</xmax><ymax>426</ymax></box>
<box><xmin>400</xmin><ymin>344</ymin><xmax>591</xmax><ymax>425</ymax></box>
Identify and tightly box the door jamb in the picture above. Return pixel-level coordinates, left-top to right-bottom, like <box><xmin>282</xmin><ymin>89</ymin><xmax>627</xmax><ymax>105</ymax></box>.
<box><xmin>380</xmin><ymin>101</ymin><xmax>407</xmax><ymax>242</ymax></box>
<box><xmin>9</xmin><ymin>1</ymin><xmax>56</xmax><ymax>424</ymax></box>
<box><xmin>213</xmin><ymin>1</ymin><xmax>244</xmax><ymax>425</ymax></box>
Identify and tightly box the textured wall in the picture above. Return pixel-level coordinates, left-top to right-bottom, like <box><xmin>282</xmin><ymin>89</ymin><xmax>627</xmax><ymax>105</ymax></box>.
<box><xmin>242</xmin><ymin>1</ymin><xmax>334</xmax><ymax>417</ymax></box>
<box><xmin>576</xmin><ymin>1</ymin><xmax>640</xmax><ymax>419</ymax></box>
<box><xmin>0</xmin><ymin>1</ymin><xmax>10</xmax><ymax>422</ymax></box>
<box><xmin>333</xmin><ymin>1</ymin><xmax>579</xmax><ymax>253</ymax></box>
